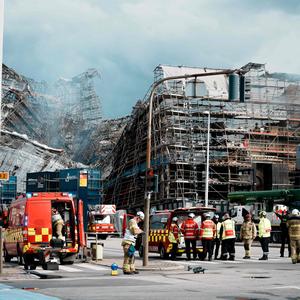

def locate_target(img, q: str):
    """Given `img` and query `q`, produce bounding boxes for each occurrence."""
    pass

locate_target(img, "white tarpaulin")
[158,65,229,99]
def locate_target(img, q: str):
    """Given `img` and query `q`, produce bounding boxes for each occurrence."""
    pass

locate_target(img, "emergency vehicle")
[3,192,85,270]
[87,204,118,239]
[139,207,216,259]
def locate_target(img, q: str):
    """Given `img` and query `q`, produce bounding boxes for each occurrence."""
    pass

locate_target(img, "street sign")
[0,172,9,181]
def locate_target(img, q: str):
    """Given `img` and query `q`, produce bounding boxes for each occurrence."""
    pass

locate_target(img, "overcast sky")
[3,0,300,118]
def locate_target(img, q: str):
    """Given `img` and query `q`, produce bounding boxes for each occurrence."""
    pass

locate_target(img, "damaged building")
[1,64,127,193]
[103,63,300,211]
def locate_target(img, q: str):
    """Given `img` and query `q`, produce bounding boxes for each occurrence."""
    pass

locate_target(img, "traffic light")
[146,168,158,193]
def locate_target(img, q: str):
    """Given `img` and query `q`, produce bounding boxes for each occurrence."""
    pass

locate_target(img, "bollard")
[111,263,118,276]
[0,226,3,275]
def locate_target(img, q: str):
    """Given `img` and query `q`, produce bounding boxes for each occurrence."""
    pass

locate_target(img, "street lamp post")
[204,110,210,207]
[143,69,238,266]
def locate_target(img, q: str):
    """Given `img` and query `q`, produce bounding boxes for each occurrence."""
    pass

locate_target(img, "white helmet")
[259,211,267,218]
[136,211,145,220]
[292,209,299,216]
[188,213,195,218]
[203,213,211,219]
[214,214,219,219]
[172,216,178,222]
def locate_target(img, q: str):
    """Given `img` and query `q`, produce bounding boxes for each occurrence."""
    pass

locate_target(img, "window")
[150,214,170,230]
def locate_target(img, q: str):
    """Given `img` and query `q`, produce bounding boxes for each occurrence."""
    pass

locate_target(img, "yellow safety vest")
[258,218,271,238]
[222,219,236,240]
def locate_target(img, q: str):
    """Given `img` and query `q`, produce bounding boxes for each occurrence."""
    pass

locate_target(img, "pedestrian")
[51,207,65,240]
[275,209,291,257]
[258,211,271,260]
[200,213,216,261]
[240,214,257,259]
[169,216,180,260]
[220,213,236,261]
[286,209,300,264]
[121,211,144,275]
[212,214,221,259]
[180,212,199,260]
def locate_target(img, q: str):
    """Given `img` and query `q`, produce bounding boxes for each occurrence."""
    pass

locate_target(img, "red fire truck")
[3,192,85,270]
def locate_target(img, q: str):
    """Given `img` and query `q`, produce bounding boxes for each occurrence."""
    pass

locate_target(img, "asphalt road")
[1,238,300,300]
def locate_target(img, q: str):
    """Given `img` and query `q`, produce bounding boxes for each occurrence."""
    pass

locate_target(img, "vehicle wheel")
[159,246,169,259]
[3,247,12,262]
[24,264,29,270]
[138,245,144,258]
[42,263,47,270]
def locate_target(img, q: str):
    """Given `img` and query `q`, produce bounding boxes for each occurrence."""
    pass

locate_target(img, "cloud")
[3,0,300,118]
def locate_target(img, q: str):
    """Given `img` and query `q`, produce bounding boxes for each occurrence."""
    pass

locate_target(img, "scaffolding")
[104,63,300,211]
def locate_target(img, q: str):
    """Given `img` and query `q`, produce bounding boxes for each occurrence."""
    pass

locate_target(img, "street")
[1,238,300,300]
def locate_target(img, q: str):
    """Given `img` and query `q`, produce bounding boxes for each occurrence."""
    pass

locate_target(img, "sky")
[3,0,300,118]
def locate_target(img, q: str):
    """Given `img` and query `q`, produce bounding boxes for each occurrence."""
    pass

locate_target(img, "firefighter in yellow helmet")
[287,209,300,264]
[258,211,271,260]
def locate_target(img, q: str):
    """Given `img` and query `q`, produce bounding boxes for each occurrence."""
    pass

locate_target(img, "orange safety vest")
[222,219,236,240]
[200,219,216,240]
[180,219,199,240]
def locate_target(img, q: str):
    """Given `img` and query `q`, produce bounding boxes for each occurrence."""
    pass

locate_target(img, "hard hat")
[203,213,211,219]
[136,211,145,220]
[292,209,299,216]
[188,213,195,218]
[214,214,219,219]
[259,211,267,217]
[172,216,178,222]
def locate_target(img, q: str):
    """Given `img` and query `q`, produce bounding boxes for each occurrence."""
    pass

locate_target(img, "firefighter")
[240,214,257,259]
[220,213,236,261]
[287,209,300,264]
[200,213,216,261]
[258,211,271,260]
[180,213,199,260]
[121,211,144,274]
[275,210,291,257]
[51,207,65,240]
[212,214,221,260]
[169,216,179,260]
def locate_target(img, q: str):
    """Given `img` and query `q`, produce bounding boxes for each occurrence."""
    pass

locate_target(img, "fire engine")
[87,204,118,239]
[3,192,85,270]
[139,207,216,259]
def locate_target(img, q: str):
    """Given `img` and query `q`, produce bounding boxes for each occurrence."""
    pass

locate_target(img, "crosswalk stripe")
[59,265,82,272]
[76,264,108,271]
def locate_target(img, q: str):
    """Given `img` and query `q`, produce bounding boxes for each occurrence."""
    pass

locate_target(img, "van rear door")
[27,200,52,244]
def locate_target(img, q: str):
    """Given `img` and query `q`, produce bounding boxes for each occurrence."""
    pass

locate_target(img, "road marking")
[273,286,300,290]
[76,263,108,271]
[59,265,82,272]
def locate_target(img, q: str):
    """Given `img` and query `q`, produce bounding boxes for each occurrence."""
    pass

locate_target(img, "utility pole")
[143,69,237,266]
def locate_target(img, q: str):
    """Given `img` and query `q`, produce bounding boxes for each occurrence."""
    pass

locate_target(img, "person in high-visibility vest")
[258,211,271,260]
[180,213,199,260]
[220,213,236,261]
[122,211,144,274]
[240,214,257,259]
[169,216,180,260]
[212,214,221,260]
[200,213,216,261]
[287,209,300,264]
